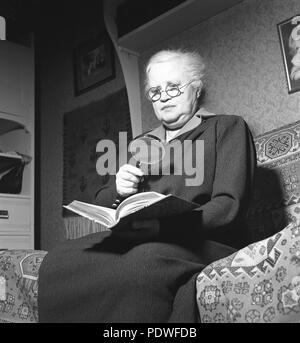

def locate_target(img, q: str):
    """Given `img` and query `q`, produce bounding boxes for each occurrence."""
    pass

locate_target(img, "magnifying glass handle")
[136,161,149,193]
[139,175,146,193]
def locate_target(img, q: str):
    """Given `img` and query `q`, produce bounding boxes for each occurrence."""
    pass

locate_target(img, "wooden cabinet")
[115,0,244,54]
[0,40,34,249]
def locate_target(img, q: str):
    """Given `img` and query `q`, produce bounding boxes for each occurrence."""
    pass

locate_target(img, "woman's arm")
[199,116,256,231]
[160,116,257,248]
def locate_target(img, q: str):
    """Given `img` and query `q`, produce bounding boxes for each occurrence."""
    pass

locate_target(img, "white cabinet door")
[0,41,35,250]
[0,235,31,249]
[0,41,34,122]
[0,196,30,232]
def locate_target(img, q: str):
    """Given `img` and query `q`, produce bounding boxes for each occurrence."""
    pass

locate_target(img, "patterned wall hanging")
[63,88,132,210]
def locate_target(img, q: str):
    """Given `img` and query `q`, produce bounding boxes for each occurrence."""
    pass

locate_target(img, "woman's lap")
[38,231,235,323]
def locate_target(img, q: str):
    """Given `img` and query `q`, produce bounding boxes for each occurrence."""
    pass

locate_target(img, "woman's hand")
[116,164,144,198]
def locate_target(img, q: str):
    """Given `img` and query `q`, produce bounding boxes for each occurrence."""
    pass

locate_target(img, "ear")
[196,81,203,98]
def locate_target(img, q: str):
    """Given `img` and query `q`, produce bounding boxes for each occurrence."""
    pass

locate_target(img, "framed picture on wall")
[277,15,300,94]
[73,33,116,96]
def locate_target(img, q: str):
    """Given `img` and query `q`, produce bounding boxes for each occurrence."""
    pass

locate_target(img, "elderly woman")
[38,49,256,323]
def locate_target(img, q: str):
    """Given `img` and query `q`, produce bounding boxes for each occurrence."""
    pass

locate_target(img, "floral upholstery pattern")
[0,250,47,323]
[196,222,300,323]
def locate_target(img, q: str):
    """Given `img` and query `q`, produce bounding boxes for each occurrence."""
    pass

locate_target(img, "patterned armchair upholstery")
[247,120,300,243]
[1,120,300,323]
[196,222,300,323]
[0,250,47,323]
[196,119,300,323]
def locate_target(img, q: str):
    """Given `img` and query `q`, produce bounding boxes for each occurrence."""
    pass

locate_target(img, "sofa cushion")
[0,250,47,323]
[247,120,300,243]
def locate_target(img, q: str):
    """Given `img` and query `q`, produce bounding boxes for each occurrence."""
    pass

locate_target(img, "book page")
[115,191,166,221]
[64,201,117,227]
[64,193,199,231]
[111,194,199,232]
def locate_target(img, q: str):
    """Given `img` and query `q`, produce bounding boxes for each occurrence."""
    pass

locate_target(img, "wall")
[139,0,300,136]
[38,6,125,250]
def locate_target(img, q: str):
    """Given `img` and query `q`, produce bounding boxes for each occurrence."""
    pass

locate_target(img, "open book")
[63,191,198,230]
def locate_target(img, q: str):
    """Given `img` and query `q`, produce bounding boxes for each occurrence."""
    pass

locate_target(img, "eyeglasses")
[146,80,196,103]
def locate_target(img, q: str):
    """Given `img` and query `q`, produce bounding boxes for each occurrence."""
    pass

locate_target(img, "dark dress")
[38,113,256,323]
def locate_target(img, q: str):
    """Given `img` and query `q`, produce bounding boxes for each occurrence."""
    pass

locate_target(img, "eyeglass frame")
[146,80,197,103]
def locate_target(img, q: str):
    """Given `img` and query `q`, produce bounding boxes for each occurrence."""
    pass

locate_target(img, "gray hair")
[144,49,206,91]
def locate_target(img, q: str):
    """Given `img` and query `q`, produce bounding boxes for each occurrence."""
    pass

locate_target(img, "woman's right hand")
[116,164,144,198]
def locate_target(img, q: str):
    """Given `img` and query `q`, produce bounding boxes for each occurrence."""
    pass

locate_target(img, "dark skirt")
[37,230,236,323]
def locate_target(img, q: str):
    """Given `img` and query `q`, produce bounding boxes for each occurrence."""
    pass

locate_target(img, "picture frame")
[73,33,115,96]
[277,15,300,94]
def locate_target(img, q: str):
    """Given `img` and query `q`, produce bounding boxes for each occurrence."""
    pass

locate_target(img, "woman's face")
[147,59,199,130]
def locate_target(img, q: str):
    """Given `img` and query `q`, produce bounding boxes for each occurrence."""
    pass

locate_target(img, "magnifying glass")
[112,135,166,209]
[128,135,166,192]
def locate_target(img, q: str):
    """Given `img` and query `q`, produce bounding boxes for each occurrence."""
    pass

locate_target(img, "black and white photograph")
[73,33,115,96]
[278,14,300,93]
[0,0,300,328]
